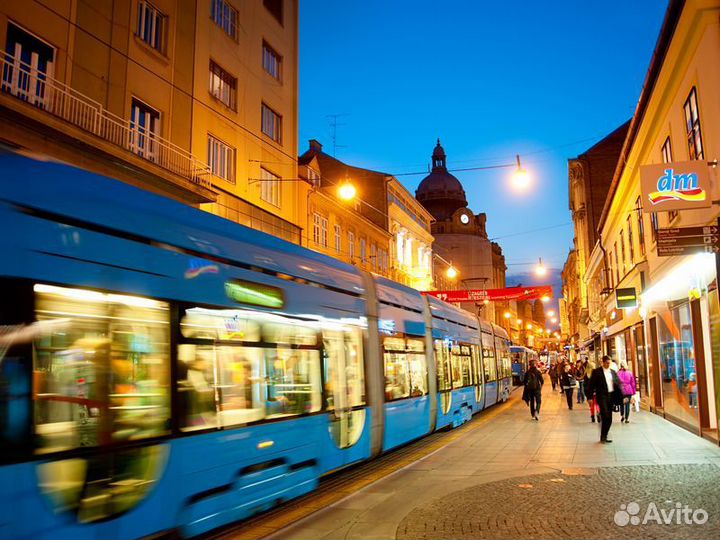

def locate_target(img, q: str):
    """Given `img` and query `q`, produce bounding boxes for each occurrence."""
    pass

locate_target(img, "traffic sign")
[656,226,720,257]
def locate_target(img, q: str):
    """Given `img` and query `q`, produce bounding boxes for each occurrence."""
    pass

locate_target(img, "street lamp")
[535,258,547,277]
[338,180,357,201]
[551,316,558,324]
[446,265,458,279]
[503,311,512,319]
[511,155,530,191]
[516,319,523,325]
[546,310,556,317]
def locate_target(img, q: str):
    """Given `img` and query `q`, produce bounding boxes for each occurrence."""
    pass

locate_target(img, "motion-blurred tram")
[509,345,539,385]
[0,153,513,539]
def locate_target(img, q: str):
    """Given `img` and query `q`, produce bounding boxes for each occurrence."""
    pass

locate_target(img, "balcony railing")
[1,51,213,189]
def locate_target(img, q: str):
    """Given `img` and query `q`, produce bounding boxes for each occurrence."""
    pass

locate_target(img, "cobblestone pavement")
[396,464,720,539]
[270,381,720,540]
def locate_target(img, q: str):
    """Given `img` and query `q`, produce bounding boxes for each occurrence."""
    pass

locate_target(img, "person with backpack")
[549,363,559,391]
[522,359,544,421]
[560,363,577,410]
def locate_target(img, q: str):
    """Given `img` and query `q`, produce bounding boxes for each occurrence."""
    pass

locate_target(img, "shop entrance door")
[648,317,663,411]
[690,299,710,432]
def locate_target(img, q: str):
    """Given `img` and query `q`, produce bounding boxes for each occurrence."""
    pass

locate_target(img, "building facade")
[416,141,507,321]
[1,0,304,243]
[584,0,720,441]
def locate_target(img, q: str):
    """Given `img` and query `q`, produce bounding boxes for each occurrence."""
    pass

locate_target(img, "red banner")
[423,286,553,303]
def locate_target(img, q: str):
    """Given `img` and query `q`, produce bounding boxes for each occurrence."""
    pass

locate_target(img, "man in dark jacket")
[522,359,544,421]
[586,355,622,443]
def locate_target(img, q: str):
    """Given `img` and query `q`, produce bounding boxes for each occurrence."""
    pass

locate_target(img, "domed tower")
[415,140,468,221]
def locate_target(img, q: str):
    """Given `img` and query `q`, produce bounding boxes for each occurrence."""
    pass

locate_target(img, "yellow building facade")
[587,0,720,439]
[0,0,304,242]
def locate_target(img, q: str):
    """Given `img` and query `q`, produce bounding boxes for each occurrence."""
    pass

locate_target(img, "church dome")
[416,139,467,221]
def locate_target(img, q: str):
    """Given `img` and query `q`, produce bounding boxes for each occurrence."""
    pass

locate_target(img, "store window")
[656,301,698,427]
[33,284,170,453]
[179,307,322,430]
[383,336,427,400]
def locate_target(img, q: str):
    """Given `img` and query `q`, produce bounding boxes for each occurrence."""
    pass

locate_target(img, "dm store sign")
[640,161,711,213]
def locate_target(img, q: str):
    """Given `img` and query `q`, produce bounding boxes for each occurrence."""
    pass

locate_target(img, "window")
[661,136,678,222]
[261,103,282,143]
[33,284,170,452]
[370,244,377,270]
[684,87,704,160]
[495,337,511,379]
[313,213,328,247]
[207,135,235,183]
[260,167,281,207]
[306,167,320,188]
[383,337,427,400]
[348,232,355,259]
[209,61,236,110]
[334,224,341,253]
[619,230,626,275]
[179,307,322,430]
[650,212,659,243]
[130,99,160,161]
[360,238,367,263]
[481,332,496,381]
[626,215,634,265]
[451,344,474,388]
[262,42,282,80]
[636,197,646,256]
[613,242,619,285]
[211,0,238,40]
[136,1,165,52]
[2,23,55,108]
[263,0,283,25]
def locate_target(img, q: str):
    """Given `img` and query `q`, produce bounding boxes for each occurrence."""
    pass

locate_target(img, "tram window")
[406,339,427,397]
[472,345,483,385]
[434,339,452,392]
[495,337,510,378]
[33,284,170,453]
[450,344,473,388]
[179,308,322,431]
[322,328,365,410]
[384,338,408,400]
[482,333,496,381]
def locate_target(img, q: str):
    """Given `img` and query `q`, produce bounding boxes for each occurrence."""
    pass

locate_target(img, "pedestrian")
[575,360,586,404]
[522,359,544,421]
[560,363,576,410]
[617,364,637,423]
[587,355,622,443]
[549,363,558,391]
[556,359,565,393]
[584,361,599,422]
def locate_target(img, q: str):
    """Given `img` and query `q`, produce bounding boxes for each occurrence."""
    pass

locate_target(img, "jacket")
[587,366,623,405]
[617,369,637,397]
[560,370,576,389]
[522,367,543,402]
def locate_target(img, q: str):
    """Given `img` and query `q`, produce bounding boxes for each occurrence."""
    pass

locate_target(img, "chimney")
[309,139,323,153]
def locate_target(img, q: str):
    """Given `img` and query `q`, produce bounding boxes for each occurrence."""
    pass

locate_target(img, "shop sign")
[657,226,720,257]
[424,285,552,303]
[605,308,623,327]
[615,287,637,309]
[640,161,711,213]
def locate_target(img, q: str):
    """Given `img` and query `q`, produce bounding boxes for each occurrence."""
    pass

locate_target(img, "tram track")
[204,389,521,540]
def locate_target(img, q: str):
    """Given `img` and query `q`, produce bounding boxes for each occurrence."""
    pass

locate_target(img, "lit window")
[684,87,704,160]
[313,213,328,247]
[211,0,238,40]
[262,42,282,80]
[334,224,341,253]
[348,231,355,259]
[207,135,235,183]
[261,103,282,143]
[129,98,160,161]
[136,1,165,52]
[360,238,367,263]
[209,61,237,110]
[383,337,427,400]
[260,167,281,207]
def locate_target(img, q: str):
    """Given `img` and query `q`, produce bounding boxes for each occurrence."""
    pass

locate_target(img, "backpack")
[526,372,539,391]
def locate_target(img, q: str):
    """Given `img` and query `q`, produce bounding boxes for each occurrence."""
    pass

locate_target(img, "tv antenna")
[326,113,349,157]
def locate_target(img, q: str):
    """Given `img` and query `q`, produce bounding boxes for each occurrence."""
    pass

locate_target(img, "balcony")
[0,52,216,202]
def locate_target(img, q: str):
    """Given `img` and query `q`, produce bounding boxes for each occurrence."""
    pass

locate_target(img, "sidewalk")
[270,379,720,540]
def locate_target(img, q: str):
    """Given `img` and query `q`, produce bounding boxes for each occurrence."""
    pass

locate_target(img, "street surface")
[259,380,720,540]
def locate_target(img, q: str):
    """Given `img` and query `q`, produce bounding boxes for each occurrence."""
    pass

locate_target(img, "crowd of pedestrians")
[523,352,640,444]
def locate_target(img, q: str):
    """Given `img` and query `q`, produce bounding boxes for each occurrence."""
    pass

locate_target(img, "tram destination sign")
[656,226,720,257]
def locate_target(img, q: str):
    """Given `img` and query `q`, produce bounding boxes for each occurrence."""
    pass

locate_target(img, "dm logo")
[648,168,706,206]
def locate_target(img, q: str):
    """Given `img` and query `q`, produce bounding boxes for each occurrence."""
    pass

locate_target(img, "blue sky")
[298,0,668,286]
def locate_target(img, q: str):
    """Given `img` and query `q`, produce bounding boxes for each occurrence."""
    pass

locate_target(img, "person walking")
[556,360,565,393]
[587,355,622,443]
[575,360,586,404]
[585,361,599,422]
[522,359,544,421]
[617,364,637,423]
[549,363,558,391]
[560,363,576,410]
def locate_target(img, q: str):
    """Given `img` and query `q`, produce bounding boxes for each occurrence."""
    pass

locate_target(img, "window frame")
[209,60,237,111]
[210,0,238,40]
[261,102,282,144]
[635,197,646,256]
[207,134,236,183]
[263,0,283,25]
[312,212,328,248]
[262,41,282,82]
[259,167,281,207]
[136,0,166,54]
[383,334,428,402]
[683,87,704,161]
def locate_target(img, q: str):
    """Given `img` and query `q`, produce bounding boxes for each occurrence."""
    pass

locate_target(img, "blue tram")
[509,345,538,385]
[0,153,514,539]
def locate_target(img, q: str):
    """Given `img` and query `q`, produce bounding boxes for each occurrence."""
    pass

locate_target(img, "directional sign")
[657,226,720,257]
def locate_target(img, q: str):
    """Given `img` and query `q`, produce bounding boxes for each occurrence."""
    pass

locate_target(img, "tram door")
[473,344,484,407]
[323,329,365,451]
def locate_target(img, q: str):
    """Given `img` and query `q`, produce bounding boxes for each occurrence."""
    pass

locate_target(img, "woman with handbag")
[560,363,576,410]
[617,364,637,423]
